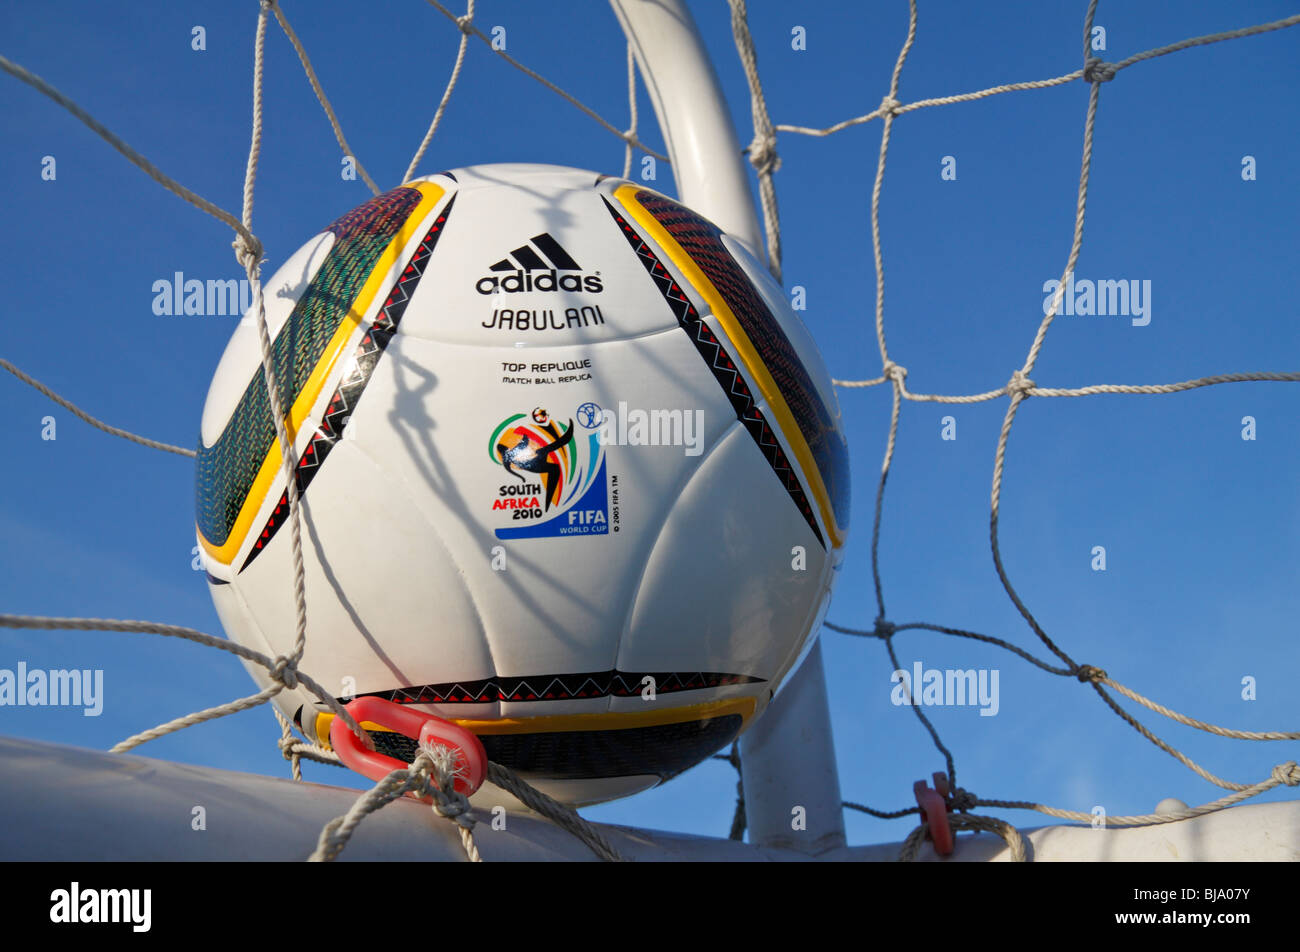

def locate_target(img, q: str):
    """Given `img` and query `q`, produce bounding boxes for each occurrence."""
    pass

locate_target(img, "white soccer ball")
[196,163,850,804]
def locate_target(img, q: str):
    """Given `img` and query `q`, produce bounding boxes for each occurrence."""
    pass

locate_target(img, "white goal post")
[611,0,847,856]
[4,734,1296,860]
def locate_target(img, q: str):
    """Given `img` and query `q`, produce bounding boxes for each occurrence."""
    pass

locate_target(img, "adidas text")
[476,271,604,295]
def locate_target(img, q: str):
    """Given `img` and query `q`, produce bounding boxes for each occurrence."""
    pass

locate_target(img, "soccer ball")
[196,163,850,805]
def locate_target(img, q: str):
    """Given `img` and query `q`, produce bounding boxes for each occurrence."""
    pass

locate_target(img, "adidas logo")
[475,233,604,295]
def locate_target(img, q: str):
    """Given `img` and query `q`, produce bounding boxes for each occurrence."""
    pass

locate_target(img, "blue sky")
[1,0,1296,848]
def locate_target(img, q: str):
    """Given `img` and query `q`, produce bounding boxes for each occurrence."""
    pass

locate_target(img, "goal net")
[1,0,1297,861]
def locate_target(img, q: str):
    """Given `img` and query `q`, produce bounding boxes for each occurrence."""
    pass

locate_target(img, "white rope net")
[1,0,1297,862]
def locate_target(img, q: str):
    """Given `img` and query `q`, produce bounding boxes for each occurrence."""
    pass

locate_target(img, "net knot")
[232,235,264,273]
[276,730,298,760]
[1006,370,1035,396]
[882,361,907,385]
[747,132,781,177]
[1074,664,1106,683]
[431,788,473,824]
[948,786,978,812]
[878,96,902,118]
[873,617,896,638]
[1272,762,1300,787]
[415,743,477,825]
[455,13,474,33]
[1083,58,1117,83]
[270,655,299,690]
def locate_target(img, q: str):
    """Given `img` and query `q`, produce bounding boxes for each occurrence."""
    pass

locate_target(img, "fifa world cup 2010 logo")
[488,405,611,540]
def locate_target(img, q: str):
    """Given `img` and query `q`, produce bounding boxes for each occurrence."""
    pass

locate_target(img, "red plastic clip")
[330,696,487,799]
[913,771,954,856]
